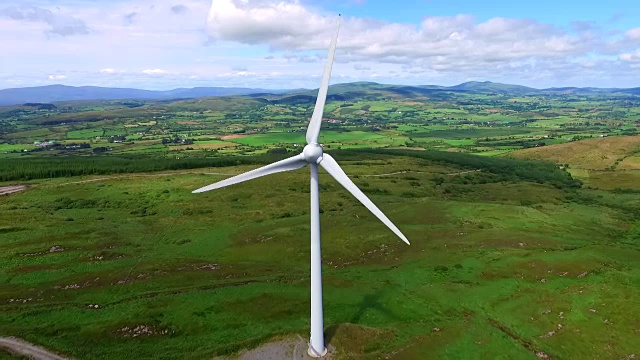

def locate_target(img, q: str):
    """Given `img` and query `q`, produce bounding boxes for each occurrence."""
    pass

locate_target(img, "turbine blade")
[193,154,307,193]
[319,153,410,245]
[306,15,341,145]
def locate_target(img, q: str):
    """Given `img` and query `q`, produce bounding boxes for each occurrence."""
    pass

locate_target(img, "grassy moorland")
[1,150,639,359]
[509,136,640,191]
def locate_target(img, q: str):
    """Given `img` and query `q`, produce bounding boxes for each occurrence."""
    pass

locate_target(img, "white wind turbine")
[193,15,410,358]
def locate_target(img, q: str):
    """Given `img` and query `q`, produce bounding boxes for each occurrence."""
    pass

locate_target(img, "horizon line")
[1,80,638,92]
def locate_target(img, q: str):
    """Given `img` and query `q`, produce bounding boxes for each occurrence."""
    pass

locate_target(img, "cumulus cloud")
[0,5,90,36]
[206,0,591,73]
[2,0,640,90]
[207,0,330,48]
[48,74,67,80]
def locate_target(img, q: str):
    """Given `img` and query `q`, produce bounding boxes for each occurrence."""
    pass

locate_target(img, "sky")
[1,0,639,90]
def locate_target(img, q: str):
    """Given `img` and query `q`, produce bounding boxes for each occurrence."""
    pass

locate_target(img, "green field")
[0,144,36,152]
[67,129,104,139]
[2,85,638,159]
[230,132,305,146]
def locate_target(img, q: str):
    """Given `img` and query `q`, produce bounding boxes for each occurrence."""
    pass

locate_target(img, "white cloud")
[48,74,67,80]
[208,0,329,48]
[0,5,90,36]
[0,0,639,90]
[142,68,169,75]
[626,28,640,41]
[217,70,256,77]
[206,0,590,73]
[620,50,640,67]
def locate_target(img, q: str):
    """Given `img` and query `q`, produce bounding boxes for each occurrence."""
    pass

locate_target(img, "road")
[0,337,68,360]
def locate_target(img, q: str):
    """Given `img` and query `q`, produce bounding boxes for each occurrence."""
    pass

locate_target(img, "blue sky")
[0,0,639,90]
[339,0,636,28]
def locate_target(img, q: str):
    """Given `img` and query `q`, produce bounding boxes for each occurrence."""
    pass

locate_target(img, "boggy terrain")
[1,149,639,359]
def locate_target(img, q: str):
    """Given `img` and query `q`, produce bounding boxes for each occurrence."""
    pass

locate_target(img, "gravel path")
[0,337,68,360]
[214,336,335,360]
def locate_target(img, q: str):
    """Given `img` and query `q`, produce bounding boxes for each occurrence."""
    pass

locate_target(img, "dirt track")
[0,185,28,195]
[57,172,235,186]
[0,337,68,360]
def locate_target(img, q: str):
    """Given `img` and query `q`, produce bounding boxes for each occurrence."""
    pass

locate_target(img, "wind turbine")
[193,15,410,358]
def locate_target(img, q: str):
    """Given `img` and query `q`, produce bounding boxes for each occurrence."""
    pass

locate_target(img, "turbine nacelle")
[303,144,324,164]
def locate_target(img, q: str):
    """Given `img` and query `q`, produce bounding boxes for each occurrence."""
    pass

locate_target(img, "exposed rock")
[536,351,550,359]
[49,246,64,253]
[540,330,556,338]
[116,325,172,337]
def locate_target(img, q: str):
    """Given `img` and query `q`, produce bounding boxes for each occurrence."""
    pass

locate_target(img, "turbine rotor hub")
[303,144,323,163]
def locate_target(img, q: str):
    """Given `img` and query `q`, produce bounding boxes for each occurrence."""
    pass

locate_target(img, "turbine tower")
[193,15,410,358]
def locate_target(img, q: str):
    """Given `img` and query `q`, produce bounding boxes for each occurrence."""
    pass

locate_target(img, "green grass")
[67,129,104,140]
[320,131,387,143]
[2,87,640,358]
[230,132,305,146]
[411,128,534,139]
[475,149,514,156]
[1,153,638,359]
[0,144,36,152]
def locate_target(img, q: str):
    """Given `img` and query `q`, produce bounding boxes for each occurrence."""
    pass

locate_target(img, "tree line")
[0,154,287,182]
[343,148,583,189]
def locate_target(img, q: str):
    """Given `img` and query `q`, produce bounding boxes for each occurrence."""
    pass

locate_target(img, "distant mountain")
[448,81,538,94]
[614,87,640,95]
[0,85,286,106]
[1,81,639,106]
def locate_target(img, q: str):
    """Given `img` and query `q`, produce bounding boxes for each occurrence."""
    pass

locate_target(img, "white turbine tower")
[193,15,410,358]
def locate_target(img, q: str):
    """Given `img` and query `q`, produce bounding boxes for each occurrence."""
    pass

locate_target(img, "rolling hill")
[2,81,640,107]
[508,136,640,170]
[448,81,538,94]
[0,85,285,106]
